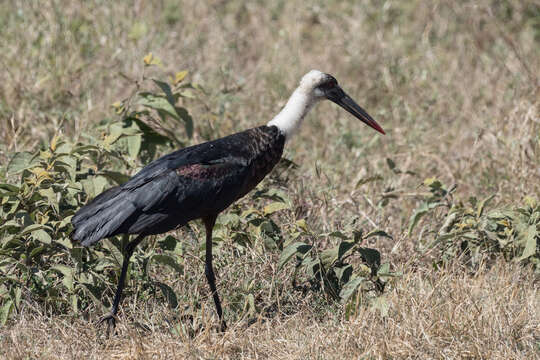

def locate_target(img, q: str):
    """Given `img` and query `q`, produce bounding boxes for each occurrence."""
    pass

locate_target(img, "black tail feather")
[72,186,136,246]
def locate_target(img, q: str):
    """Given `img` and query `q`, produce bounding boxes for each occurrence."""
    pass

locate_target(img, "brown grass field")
[0,0,539,358]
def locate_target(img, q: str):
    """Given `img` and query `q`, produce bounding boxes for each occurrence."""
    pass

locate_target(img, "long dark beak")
[327,87,385,135]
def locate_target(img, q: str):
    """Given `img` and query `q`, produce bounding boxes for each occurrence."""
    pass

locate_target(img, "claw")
[98,312,118,337]
[219,320,227,333]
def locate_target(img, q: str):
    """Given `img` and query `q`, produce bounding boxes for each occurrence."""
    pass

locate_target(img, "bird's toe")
[98,312,118,337]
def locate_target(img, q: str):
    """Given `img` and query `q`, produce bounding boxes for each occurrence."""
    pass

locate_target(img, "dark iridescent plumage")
[72,125,285,245]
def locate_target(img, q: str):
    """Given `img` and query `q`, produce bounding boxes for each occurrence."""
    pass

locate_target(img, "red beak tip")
[371,123,385,135]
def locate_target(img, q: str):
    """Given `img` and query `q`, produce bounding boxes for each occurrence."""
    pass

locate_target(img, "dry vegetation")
[1,0,539,359]
[3,263,538,359]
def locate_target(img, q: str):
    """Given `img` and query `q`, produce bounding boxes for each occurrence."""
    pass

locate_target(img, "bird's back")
[71,125,285,246]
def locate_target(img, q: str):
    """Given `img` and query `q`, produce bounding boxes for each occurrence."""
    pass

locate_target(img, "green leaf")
[377,262,401,281]
[51,264,72,277]
[371,296,389,317]
[0,183,19,194]
[303,257,320,278]
[486,209,514,220]
[476,194,495,218]
[377,262,390,275]
[59,216,73,230]
[0,299,14,326]
[357,247,381,269]
[138,93,180,121]
[151,254,183,273]
[320,241,355,267]
[93,176,108,197]
[20,224,48,235]
[320,247,338,267]
[71,295,78,313]
[175,107,193,138]
[156,282,178,308]
[130,22,148,41]
[71,144,100,154]
[334,264,353,283]
[54,156,77,181]
[158,236,178,251]
[127,134,142,158]
[38,187,57,206]
[179,89,196,99]
[31,229,52,244]
[93,257,117,272]
[364,229,393,240]
[102,239,124,266]
[103,123,124,147]
[12,287,21,309]
[339,276,366,301]
[423,177,442,189]
[517,225,538,261]
[29,245,46,259]
[278,242,312,270]
[51,265,74,291]
[7,152,35,174]
[408,202,440,235]
[259,220,281,250]
[152,79,176,106]
[243,293,256,316]
[1,237,23,248]
[0,220,20,232]
[217,213,241,227]
[327,231,349,240]
[130,117,172,145]
[81,178,95,198]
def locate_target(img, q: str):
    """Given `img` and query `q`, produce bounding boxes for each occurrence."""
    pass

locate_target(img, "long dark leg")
[202,215,226,332]
[100,234,145,336]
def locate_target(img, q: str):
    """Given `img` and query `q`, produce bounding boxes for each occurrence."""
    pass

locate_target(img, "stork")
[71,70,385,333]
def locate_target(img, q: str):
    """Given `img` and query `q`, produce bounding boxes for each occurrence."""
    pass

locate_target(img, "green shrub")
[410,178,539,271]
[278,223,397,313]
[0,60,197,324]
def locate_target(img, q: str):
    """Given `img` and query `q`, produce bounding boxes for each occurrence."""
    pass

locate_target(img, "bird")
[71,69,385,333]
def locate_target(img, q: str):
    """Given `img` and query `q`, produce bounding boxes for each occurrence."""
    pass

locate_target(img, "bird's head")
[298,70,385,135]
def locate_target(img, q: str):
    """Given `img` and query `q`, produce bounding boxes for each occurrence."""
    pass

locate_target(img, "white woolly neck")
[267,87,320,140]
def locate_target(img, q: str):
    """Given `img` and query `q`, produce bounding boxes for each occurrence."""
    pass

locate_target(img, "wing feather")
[72,125,285,243]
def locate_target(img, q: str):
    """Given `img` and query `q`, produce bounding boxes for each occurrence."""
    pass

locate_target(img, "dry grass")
[1,262,537,359]
[1,0,539,358]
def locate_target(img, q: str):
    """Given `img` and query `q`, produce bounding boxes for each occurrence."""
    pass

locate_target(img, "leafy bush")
[409,178,539,271]
[0,58,197,324]
[278,224,397,310]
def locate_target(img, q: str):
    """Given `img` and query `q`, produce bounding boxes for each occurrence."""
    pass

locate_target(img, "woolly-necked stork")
[71,70,385,333]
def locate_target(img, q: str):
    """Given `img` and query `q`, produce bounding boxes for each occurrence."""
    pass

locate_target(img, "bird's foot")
[219,319,227,333]
[98,312,118,337]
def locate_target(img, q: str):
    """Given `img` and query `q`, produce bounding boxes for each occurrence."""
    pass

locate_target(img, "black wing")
[72,125,285,246]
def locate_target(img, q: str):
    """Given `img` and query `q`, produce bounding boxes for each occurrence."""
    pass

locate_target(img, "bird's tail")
[71,186,136,247]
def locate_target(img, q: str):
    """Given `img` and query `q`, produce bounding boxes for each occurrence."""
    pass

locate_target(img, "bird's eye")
[318,79,337,92]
